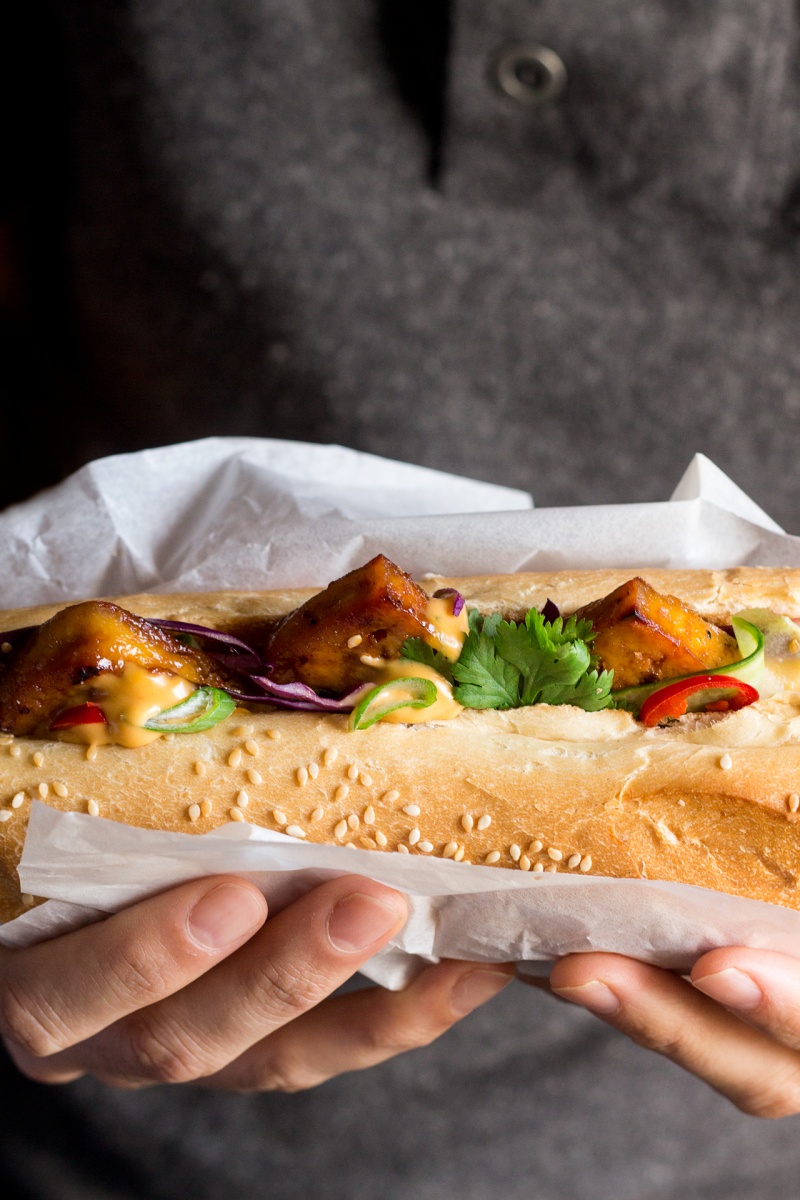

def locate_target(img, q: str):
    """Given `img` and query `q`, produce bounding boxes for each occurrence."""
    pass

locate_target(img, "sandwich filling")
[0,556,798,746]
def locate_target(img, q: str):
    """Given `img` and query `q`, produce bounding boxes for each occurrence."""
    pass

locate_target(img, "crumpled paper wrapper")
[1,438,800,989]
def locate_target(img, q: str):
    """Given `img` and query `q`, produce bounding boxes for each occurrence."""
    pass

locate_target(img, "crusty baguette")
[2,567,800,923]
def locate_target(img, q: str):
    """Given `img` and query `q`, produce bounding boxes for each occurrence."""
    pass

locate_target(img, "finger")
[690,948,800,1052]
[550,953,800,1118]
[515,975,554,995]
[55,876,408,1086]
[0,875,267,1070]
[203,960,515,1092]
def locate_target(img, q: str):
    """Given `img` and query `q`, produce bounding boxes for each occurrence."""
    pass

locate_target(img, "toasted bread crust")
[2,567,800,922]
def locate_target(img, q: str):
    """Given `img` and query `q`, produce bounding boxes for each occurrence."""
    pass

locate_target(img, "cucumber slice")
[142,686,236,733]
[734,609,800,664]
[350,677,438,731]
[613,617,764,716]
[730,608,800,695]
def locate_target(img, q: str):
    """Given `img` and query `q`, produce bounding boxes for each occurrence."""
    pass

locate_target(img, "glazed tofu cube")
[574,577,739,690]
[265,555,436,693]
[0,601,218,735]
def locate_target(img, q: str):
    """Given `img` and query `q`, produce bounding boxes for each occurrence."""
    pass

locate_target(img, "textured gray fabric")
[56,0,800,525]
[4,1,800,1197]
[6,980,800,1200]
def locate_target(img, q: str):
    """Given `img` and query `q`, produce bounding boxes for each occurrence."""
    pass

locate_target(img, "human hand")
[532,948,800,1118]
[1,875,513,1090]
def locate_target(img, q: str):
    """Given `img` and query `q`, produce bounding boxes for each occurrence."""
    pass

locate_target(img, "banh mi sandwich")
[2,556,800,921]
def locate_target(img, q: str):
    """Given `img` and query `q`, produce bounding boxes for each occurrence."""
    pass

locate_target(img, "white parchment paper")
[2,439,800,989]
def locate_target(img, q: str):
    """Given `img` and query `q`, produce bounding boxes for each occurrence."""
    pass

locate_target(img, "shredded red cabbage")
[152,619,262,666]
[225,677,371,713]
[433,587,465,617]
[541,599,561,623]
[153,619,367,712]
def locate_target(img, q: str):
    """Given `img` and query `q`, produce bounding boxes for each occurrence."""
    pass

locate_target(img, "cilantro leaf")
[451,631,520,708]
[495,615,592,706]
[399,605,614,713]
[481,612,502,639]
[468,608,484,635]
[531,610,596,647]
[400,638,454,684]
[564,669,615,711]
[451,605,615,711]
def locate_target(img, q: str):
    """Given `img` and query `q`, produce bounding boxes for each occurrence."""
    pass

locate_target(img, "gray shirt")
[3,2,800,1196]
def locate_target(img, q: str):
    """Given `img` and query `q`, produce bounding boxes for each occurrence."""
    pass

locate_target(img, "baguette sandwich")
[2,557,800,922]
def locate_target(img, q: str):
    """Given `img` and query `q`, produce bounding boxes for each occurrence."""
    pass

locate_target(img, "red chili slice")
[639,675,759,728]
[51,702,108,730]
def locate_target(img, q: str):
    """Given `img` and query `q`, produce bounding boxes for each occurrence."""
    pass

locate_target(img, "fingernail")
[187,883,265,950]
[451,969,512,1016]
[692,968,763,1011]
[551,981,621,1015]
[327,892,406,953]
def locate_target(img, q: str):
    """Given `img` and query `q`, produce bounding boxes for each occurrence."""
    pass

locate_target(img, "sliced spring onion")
[732,608,800,663]
[613,617,764,717]
[142,686,236,733]
[350,677,438,731]
[226,677,372,713]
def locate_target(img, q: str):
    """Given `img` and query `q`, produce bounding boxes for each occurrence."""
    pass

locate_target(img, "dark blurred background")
[2,5,76,508]
[3,1,800,525]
